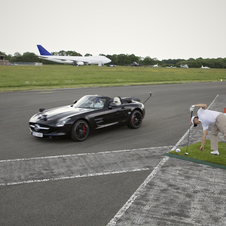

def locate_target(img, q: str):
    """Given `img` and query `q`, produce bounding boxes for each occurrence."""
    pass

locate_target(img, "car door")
[101,102,130,127]
[89,106,123,129]
[91,108,109,128]
[88,99,129,129]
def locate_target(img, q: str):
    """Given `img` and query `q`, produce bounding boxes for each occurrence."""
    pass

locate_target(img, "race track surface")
[1,82,226,226]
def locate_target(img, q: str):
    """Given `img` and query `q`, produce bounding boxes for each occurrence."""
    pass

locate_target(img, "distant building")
[0,55,10,65]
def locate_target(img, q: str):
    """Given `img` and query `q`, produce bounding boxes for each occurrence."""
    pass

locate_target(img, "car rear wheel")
[128,110,142,129]
[71,120,89,141]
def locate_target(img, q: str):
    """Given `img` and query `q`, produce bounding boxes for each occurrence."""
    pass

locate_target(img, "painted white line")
[0,146,172,186]
[208,94,219,109]
[107,156,169,226]
[0,168,149,186]
[0,146,170,163]
[171,129,190,151]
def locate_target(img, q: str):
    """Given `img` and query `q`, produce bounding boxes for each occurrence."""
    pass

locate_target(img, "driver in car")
[90,98,104,108]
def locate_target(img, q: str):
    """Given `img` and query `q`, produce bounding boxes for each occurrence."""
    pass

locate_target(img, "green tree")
[106,54,117,65]
[143,56,152,65]
[11,52,22,62]
[116,54,131,65]
[22,52,39,62]
[58,50,67,56]
[66,51,82,56]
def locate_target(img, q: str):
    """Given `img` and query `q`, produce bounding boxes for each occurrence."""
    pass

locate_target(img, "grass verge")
[1,65,226,91]
[166,140,226,168]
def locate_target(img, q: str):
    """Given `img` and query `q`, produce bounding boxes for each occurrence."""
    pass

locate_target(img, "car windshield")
[74,96,106,109]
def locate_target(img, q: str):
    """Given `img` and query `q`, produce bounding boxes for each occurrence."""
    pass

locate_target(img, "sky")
[1,0,226,60]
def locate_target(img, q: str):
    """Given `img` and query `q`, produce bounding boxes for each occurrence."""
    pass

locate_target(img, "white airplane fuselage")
[180,64,189,69]
[201,65,210,69]
[39,55,111,66]
[37,45,111,66]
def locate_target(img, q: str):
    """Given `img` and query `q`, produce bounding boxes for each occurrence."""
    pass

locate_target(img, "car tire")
[128,110,142,129]
[71,120,89,142]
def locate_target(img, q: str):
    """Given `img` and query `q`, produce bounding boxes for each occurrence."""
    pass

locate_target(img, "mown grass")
[170,140,226,166]
[1,65,226,91]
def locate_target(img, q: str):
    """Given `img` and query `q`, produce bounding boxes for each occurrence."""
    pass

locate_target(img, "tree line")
[1,50,226,68]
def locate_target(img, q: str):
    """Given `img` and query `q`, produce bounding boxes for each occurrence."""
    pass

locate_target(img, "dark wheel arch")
[128,109,143,129]
[71,119,90,142]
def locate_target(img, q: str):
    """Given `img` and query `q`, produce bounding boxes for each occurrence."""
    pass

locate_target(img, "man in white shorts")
[190,104,226,155]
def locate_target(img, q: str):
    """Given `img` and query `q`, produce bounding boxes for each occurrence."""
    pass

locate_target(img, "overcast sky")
[2,0,226,60]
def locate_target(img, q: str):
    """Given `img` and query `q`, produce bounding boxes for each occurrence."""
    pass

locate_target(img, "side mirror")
[39,108,45,112]
[108,102,117,109]
[71,100,77,107]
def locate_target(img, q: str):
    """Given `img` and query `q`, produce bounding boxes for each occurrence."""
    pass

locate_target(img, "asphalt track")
[0,82,226,226]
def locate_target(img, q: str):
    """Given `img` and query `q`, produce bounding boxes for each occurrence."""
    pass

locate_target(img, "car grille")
[29,123,50,133]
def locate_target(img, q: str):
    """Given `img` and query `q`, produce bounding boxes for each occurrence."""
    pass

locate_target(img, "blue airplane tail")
[37,45,52,56]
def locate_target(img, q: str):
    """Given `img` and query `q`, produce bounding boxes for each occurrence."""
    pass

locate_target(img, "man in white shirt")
[190,104,226,155]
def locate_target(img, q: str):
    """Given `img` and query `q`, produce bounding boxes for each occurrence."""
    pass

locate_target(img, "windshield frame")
[74,95,108,109]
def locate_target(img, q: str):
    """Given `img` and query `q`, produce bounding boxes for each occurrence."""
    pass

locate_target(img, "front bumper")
[29,123,71,138]
[30,129,67,138]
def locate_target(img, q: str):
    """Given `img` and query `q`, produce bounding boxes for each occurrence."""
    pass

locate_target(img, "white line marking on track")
[107,156,169,226]
[0,146,170,163]
[0,146,172,186]
[1,168,150,186]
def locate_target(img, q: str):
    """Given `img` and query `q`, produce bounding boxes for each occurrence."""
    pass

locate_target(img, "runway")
[0,82,226,225]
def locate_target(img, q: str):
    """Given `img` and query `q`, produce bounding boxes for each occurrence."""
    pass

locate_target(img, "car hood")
[30,105,95,123]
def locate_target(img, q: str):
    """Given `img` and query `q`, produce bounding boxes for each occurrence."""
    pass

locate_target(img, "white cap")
[191,115,198,127]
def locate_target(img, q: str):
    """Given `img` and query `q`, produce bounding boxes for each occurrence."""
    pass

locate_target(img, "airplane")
[131,61,140,67]
[152,63,158,68]
[201,65,210,69]
[180,64,189,68]
[166,66,177,68]
[37,45,111,66]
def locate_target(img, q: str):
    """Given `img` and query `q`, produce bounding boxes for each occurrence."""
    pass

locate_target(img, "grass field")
[169,140,226,167]
[0,65,226,91]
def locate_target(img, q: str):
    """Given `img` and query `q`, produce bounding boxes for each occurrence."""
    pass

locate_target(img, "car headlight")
[55,118,71,127]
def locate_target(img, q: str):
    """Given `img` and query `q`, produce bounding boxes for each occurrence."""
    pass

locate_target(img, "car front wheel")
[128,110,142,129]
[71,120,89,141]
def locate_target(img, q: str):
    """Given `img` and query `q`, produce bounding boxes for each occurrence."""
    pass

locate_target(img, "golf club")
[185,110,193,155]
[143,92,152,105]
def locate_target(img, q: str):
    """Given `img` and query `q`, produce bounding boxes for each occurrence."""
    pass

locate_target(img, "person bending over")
[190,104,226,155]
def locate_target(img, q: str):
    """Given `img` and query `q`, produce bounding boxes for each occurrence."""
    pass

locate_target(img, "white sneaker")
[211,150,219,155]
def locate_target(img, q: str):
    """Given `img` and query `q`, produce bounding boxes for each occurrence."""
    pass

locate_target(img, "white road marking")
[107,156,169,226]
[2,168,150,186]
[0,146,172,186]
[0,146,170,163]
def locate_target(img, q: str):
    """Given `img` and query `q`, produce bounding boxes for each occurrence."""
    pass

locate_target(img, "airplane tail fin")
[37,45,52,56]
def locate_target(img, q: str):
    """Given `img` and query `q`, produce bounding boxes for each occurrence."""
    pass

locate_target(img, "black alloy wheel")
[71,120,89,141]
[128,110,142,129]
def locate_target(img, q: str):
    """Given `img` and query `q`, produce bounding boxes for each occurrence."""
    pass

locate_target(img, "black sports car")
[29,94,150,142]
